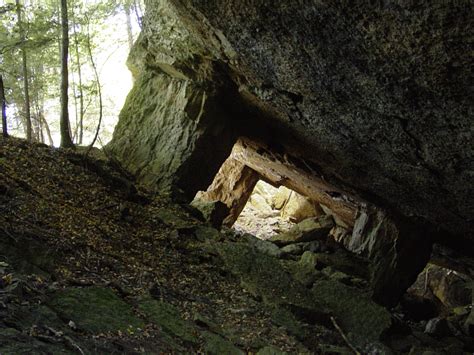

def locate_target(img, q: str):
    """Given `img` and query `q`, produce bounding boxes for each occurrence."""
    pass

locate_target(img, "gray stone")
[280,241,321,257]
[279,243,305,256]
[241,234,283,258]
[424,318,451,337]
[269,215,334,246]
[346,206,432,307]
[109,1,472,245]
[190,198,230,228]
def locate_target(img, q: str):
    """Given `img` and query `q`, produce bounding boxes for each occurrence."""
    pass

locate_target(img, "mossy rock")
[269,216,334,246]
[216,242,321,309]
[3,304,65,332]
[0,235,56,276]
[0,327,70,354]
[49,287,144,333]
[193,225,222,242]
[138,299,199,344]
[257,345,288,355]
[202,331,244,355]
[282,256,322,288]
[270,307,309,339]
[311,280,391,346]
[156,208,196,230]
[312,250,369,280]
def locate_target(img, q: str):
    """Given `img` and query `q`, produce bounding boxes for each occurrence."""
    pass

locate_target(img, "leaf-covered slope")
[0,137,334,353]
[1,137,471,354]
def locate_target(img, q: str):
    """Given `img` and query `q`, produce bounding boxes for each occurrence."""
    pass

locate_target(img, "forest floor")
[0,137,338,354]
[0,137,472,354]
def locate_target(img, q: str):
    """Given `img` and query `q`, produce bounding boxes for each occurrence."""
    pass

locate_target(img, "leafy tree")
[0,0,144,146]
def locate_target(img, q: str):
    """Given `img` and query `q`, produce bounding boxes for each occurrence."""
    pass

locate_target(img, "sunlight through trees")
[0,0,143,146]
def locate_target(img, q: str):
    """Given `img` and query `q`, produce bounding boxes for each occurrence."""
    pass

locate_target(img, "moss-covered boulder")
[217,241,391,348]
[49,287,144,333]
[0,328,70,354]
[138,299,200,344]
[216,242,324,311]
[257,345,289,355]
[283,251,322,287]
[312,280,392,345]
[311,250,369,280]
[202,331,244,355]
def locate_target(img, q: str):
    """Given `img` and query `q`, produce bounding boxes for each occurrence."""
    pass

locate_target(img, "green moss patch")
[49,287,144,333]
[312,280,391,345]
[138,299,199,344]
[202,331,244,355]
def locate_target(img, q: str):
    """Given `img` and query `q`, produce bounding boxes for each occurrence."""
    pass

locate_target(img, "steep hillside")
[1,138,473,353]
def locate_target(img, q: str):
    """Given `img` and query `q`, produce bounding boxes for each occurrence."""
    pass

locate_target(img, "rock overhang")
[108,1,473,247]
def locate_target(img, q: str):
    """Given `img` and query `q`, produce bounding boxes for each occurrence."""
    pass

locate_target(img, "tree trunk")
[71,64,79,143]
[0,75,7,137]
[133,0,142,28]
[32,99,41,142]
[85,16,102,154]
[37,109,44,143]
[72,7,84,145]
[59,0,74,148]
[15,0,32,142]
[125,3,134,50]
[40,114,53,146]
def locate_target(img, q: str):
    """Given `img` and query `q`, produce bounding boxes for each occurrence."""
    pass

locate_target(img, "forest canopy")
[0,0,143,146]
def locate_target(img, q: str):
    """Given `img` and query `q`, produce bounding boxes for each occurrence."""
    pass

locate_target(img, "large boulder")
[269,215,334,246]
[109,1,472,252]
[272,186,292,210]
[190,198,230,228]
[191,156,260,227]
[280,192,323,223]
[347,206,432,307]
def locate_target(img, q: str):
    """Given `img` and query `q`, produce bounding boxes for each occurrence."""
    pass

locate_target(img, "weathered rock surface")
[192,157,259,227]
[269,215,334,246]
[190,198,230,228]
[215,241,392,348]
[280,191,323,223]
[347,206,433,307]
[109,0,473,250]
[49,287,144,333]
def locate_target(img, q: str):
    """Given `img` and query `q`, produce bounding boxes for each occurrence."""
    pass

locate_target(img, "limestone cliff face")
[109,1,473,241]
[108,1,237,194]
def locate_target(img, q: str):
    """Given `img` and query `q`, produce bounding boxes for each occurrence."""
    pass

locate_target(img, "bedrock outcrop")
[108,1,473,244]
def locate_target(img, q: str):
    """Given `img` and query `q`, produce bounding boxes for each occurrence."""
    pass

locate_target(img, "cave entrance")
[232,180,323,239]
[191,137,358,239]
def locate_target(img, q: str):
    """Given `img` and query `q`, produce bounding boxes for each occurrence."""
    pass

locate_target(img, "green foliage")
[0,0,144,145]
